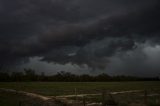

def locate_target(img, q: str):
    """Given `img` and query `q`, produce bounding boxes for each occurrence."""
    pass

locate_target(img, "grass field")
[0,81,160,106]
[0,91,23,106]
[0,81,160,96]
[0,91,45,106]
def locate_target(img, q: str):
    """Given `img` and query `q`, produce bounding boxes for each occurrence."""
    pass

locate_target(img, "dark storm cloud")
[41,37,136,69]
[0,0,160,72]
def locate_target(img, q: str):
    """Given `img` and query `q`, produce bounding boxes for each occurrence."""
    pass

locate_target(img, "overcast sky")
[0,0,160,76]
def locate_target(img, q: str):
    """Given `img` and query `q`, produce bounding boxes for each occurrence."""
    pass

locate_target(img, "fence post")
[75,88,77,101]
[144,90,148,105]
[102,89,106,106]
[109,93,117,106]
[83,96,86,106]
[19,101,22,106]
[74,88,78,105]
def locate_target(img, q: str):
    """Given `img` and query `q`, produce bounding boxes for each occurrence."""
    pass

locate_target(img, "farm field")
[0,81,160,106]
[0,81,160,96]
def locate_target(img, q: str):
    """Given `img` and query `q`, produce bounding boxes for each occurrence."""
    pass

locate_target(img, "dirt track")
[0,88,152,106]
[0,88,72,106]
[0,88,51,101]
[56,90,142,98]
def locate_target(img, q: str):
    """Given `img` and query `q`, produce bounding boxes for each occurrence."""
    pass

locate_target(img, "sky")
[0,0,160,76]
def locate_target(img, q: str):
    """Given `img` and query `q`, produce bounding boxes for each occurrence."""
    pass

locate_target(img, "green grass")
[68,92,160,106]
[0,81,160,106]
[0,91,22,106]
[0,81,160,96]
[0,91,45,106]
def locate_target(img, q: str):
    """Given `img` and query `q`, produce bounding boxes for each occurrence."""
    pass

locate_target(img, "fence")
[58,89,160,106]
[0,88,160,106]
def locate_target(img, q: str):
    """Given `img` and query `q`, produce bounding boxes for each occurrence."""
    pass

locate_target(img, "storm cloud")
[0,0,160,76]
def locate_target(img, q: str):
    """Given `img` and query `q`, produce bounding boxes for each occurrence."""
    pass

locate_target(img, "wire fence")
[1,88,160,106]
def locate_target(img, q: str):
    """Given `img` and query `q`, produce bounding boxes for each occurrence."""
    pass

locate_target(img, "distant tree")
[11,72,24,81]
[39,72,47,81]
[96,73,111,81]
[0,72,10,81]
[24,68,37,81]
[80,74,92,82]
[0,69,159,82]
[0,64,3,71]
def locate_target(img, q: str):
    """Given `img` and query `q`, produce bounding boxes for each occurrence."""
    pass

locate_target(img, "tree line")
[0,69,159,82]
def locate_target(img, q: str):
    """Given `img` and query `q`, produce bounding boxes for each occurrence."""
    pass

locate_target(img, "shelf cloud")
[0,0,160,76]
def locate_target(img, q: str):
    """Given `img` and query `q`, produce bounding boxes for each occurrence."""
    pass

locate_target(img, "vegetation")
[0,69,160,106]
[0,81,160,106]
[0,69,159,82]
[0,81,160,96]
[0,91,44,106]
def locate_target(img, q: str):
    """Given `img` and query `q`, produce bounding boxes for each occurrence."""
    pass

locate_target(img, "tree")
[0,72,10,81]
[24,68,37,81]
[11,72,24,81]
